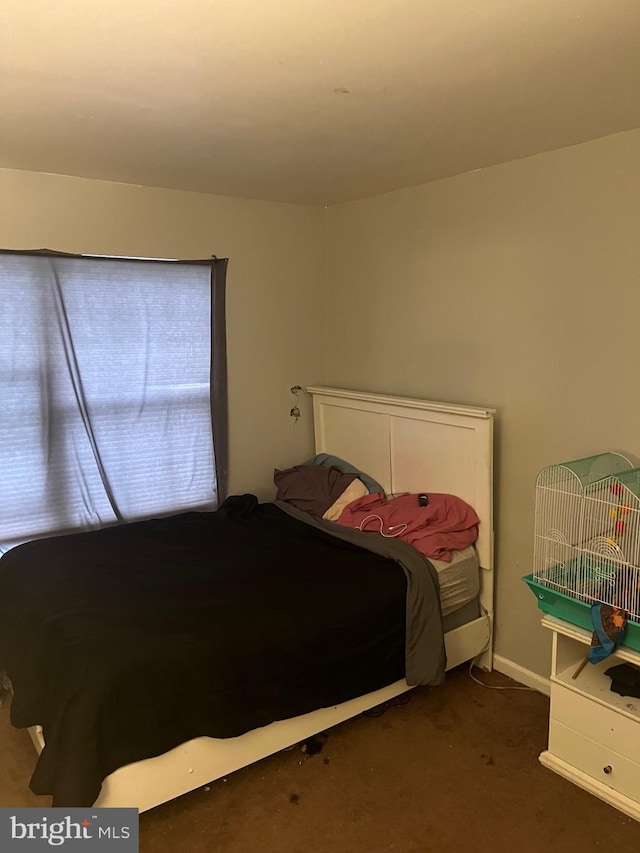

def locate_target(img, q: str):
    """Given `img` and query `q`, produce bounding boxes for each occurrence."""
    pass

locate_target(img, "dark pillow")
[274,465,358,518]
[302,453,385,496]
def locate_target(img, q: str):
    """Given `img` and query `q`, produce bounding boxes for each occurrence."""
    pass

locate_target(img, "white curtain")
[0,251,227,554]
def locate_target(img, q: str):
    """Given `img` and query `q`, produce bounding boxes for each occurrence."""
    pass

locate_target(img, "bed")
[0,386,495,811]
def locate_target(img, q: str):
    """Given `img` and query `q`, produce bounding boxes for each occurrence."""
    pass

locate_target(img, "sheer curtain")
[0,251,227,554]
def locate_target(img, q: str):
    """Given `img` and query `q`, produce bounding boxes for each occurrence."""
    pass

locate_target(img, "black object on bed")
[0,495,445,807]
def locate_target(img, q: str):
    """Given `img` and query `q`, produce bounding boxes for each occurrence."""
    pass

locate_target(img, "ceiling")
[2,0,639,205]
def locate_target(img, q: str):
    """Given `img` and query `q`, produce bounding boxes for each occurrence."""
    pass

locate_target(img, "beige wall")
[325,130,640,677]
[0,168,325,498]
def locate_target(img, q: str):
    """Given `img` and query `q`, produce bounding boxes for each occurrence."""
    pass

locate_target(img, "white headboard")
[306,385,495,579]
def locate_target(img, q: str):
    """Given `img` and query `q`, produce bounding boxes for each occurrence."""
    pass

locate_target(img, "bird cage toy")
[525,452,640,648]
[581,469,640,620]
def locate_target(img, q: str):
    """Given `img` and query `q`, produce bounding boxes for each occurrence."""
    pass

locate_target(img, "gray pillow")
[302,453,385,496]
[274,464,358,518]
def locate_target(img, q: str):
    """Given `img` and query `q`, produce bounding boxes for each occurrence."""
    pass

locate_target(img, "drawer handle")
[603,765,612,775]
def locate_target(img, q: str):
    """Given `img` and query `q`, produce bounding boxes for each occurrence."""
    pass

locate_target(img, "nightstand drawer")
[550,684,640,765]
[548,720,640,801]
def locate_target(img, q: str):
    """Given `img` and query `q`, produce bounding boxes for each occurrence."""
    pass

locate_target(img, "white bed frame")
[28,386,495,811]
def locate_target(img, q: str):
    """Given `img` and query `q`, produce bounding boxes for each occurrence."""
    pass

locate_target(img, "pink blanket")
[336,492,479,562]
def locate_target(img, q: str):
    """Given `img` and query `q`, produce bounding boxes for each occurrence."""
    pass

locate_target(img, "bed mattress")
[431,545,480,618]
[0,497,446,806]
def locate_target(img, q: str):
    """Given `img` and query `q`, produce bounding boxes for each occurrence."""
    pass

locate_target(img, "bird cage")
[533,452,633,609]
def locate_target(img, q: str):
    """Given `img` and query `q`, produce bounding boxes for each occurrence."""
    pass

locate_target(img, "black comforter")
[0,495,444,806]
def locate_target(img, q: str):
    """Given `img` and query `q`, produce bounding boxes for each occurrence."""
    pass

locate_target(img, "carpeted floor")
[1,665,638,851]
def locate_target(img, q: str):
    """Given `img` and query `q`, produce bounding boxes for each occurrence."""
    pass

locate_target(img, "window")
[0,251,227,554]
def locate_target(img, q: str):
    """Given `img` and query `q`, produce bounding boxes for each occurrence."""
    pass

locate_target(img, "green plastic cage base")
[523,574,640,653]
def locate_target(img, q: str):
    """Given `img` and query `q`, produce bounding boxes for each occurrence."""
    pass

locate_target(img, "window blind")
[0,252,227,553]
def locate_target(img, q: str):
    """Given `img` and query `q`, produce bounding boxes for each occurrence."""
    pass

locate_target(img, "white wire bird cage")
[533,452,640,622]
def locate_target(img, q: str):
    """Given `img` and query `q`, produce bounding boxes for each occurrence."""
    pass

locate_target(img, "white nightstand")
[540,614,640,821]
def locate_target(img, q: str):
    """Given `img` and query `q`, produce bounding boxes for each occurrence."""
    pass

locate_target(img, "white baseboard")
[493,654,550,696]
